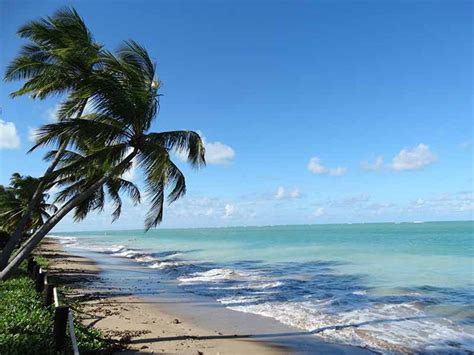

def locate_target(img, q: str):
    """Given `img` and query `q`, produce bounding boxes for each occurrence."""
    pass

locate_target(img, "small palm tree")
[0,42,205,280]
[1,8,103,268]
[0,173,57,234]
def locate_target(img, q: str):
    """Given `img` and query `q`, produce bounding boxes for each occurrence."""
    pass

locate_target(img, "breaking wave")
[54,234,474,354]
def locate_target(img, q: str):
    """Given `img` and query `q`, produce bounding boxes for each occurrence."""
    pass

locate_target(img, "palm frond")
[116,40,156,82]
[6,6,102,100]
[165,160,186,203]
[146,131,206,168]
[30,118,128,151]
[72,186,105,221]
[0,173,57,232]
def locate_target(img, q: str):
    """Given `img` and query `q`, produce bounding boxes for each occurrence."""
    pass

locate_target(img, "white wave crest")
[178,268,253,283]
[148,261,186,269]
[226,300,474,354]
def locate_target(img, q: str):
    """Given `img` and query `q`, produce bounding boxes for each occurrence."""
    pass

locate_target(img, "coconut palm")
[0,42,205,280]
[0,173,57,234]
[1,7,103,268]
[44,147,141,222]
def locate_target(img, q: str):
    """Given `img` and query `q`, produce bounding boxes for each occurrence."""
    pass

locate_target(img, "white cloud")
[407,191,473,213]
[308,157,347,176]
[175,133,235,165]
[366,202,395,215]
[361,156,384,171]
[415,198,425,206]
[275,186,285,199]
[168,196,217,217]
[329,166,348,176]
[167,196,256,224]
[312,190,473,220]
[308,157,326,174]
[223,203,236,218]
[313,207,325,217]
[0,120,20,149]
[326,194,370,207]
[391,144,437,171]
[275,186,301,200]
[289,189,301,199]
[204,208,215,216]
[205,140,235,165]
[362,144,437,172]
[311,194,397,218]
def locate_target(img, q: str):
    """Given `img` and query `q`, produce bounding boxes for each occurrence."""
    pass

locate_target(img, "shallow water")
[55,221,474,354]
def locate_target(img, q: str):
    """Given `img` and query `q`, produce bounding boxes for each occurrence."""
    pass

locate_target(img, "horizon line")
[51,219,474,234]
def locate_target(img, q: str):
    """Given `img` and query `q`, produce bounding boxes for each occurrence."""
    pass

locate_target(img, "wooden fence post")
[27,257,35,273]
[44,284,55,307]
[29,261,37,277]
[32,263,40,279]
[35,271,46,293]
[53,306,69,353]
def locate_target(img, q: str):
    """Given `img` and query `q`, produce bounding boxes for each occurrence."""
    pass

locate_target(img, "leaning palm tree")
[1,8,103,268]
[0,173,57,234]
[45,147,141,222]
[0,42,205,280]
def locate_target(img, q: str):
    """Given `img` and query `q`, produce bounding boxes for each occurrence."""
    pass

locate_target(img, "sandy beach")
[37,237,375,354]
[2,3,471,354]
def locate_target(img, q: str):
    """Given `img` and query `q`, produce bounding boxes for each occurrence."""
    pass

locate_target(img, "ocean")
[55,221,473,353]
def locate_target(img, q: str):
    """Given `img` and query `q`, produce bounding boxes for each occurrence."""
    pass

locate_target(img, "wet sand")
[37,237,375,354]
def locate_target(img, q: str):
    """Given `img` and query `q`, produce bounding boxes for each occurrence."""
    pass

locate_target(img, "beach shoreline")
[38,236,375,354]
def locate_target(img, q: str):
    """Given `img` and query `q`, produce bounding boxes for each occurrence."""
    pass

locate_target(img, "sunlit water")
[55,221,474,353]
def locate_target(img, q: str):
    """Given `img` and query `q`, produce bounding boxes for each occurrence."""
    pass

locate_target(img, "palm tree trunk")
[0,150,137,281]
[0,101,88,270]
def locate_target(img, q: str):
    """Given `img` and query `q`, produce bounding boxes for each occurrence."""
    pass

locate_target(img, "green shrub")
[0,269,54,354]
[33,255,49,269]
[73,321,110,354]
[0,262,114,354]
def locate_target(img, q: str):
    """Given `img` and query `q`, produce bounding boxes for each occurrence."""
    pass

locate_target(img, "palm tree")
[1,8,103,268]
[45,147,141,222]
[0,173,57,234]
[0,42,206,280]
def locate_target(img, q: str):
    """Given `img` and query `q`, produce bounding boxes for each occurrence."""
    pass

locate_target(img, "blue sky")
[0,0,472,231]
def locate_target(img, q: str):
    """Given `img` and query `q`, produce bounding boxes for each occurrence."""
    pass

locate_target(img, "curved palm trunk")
[0,101,88,270]
[0,150,136,281]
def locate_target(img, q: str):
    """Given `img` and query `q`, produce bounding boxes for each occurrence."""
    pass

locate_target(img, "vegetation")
[0,261,112,354]
[0,173,57,234]
[0,266,53,354]
[0,7,206,279]
[0,6,205,353]
[0,8,103,269]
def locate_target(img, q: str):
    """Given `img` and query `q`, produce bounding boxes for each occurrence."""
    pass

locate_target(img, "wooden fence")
[27,256,80,355]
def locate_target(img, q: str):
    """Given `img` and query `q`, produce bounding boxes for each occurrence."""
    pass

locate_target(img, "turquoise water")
[56,221,474,353]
